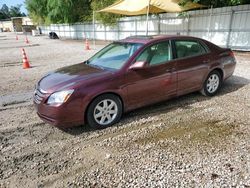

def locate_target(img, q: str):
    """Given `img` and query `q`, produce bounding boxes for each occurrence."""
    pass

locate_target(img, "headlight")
[47,90,74,105]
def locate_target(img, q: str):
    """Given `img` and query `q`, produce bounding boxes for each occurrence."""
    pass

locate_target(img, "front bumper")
[34,93,87,128]
[37,111,83,128]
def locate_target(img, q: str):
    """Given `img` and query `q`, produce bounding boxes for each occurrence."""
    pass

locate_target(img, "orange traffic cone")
[16,35,18,40]
[85,38,90,50]
[25,36,29,44]
[21,48,31,69]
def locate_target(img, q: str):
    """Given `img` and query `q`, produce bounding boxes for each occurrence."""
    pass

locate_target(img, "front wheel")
[86,94,122,129]
[201,70,222,96]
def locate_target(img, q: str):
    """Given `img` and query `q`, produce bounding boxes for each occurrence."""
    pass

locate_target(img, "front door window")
[136,41,172,66]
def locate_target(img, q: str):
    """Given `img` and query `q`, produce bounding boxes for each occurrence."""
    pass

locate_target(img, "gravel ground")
[0,32,249,187]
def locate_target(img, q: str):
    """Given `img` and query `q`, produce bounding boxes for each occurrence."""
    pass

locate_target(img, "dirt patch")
[0,62,22,67]
[0,44,40,49]
[135,120,236,147]
[2,100,28,107]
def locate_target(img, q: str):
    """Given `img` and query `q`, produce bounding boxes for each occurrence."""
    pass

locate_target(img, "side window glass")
[136,41,172,66]
[175,40,206,59]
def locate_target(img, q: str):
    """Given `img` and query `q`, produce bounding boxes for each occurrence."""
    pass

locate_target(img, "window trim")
[172,39,210,60]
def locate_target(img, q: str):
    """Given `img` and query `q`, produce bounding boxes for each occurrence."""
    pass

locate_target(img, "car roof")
[118,35,205,44]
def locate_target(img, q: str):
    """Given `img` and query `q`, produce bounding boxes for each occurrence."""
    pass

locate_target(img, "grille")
[34,88,46,104]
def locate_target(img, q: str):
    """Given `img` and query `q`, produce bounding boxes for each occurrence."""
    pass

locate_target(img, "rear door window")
[174,40,207,59]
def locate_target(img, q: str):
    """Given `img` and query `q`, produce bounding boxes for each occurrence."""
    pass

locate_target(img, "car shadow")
[61,75,249,135]
[218,75,249,95]
[122,75,249,121]
[58,123,95,135]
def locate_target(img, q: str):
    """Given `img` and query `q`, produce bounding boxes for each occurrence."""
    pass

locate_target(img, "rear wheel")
[201,70,222,96]
[86,94,122,129]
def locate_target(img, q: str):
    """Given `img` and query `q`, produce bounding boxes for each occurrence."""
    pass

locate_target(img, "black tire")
[201,70,222,96]
[86,94,122,129]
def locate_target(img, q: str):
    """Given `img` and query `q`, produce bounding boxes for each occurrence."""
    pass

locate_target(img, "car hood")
[38,63,111,92]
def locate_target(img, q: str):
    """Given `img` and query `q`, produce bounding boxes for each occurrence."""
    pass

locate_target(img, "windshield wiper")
[87,63,105,70]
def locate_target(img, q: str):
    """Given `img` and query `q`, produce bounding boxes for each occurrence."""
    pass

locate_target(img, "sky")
[0,0,27,14]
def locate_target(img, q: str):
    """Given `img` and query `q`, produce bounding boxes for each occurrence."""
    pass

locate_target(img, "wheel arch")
[211,68,224,80]
[200,67,224,91]
[200,67,224,96]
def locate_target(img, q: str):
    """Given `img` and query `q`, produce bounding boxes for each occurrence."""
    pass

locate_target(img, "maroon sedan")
[34,35,236,129]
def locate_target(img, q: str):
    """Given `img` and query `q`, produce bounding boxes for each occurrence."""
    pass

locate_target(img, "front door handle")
[203,59,210,63]
[166,68,175,73]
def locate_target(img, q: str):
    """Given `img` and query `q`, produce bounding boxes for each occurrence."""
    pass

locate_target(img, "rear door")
[173,39,210,96]
[125,41,177,109]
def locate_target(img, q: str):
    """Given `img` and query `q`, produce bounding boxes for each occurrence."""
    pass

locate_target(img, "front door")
[125,41,177,109]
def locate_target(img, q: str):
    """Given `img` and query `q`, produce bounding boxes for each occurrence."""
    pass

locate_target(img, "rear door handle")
[203,59,210,63]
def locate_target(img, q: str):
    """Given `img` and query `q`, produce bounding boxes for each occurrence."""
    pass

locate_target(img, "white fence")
[40,4,250,51]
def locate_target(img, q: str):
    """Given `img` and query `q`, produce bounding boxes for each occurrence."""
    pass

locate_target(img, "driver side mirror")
[129,61,147,70]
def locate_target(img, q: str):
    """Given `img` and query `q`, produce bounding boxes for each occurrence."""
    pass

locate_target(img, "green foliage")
[91,0,122,26]
[24,0,250,25]
[9,4,24,17]
[48,0,92,23]
[0,4,26,19]
[181,0,250,7]
[47,0,73,23]
[25,0,92,24]
[1,4,10,18]
[25,0,48,24]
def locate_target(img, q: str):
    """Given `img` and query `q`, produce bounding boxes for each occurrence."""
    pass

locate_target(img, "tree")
[47,0,74,23]
[180,0,250,7]
[1,4,10,17]
[0,4,26,19]
[25,0,92,24]
[91,0,122,26]
[24,0,250,25]
[25,0,49,24]
[9,4,24,17]
[0,4,10,19]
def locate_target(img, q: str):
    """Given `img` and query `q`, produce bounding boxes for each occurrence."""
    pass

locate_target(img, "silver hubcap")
[94,99,118,126]
[207,74,220,93]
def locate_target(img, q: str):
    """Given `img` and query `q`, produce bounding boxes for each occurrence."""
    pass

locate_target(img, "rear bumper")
[224,61,236,80]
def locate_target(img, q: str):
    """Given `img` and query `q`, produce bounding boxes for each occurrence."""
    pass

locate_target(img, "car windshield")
[86,42,143,70]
